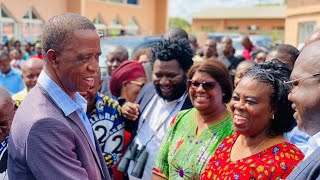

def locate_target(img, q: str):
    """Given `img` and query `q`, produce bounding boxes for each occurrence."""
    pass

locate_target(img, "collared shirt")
[285,126,310,154]
[128,93,188,180]
[304,131,320,158]
[0,68,25,94]
[38,71,96,146]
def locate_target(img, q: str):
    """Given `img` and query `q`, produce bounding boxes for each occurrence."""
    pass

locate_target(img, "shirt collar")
[38,71,87,116]
[308,131,320,149]
[0,68,14,77]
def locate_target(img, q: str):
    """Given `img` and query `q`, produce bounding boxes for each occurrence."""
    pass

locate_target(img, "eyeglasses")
[284,72,320,93]
[130,80,145,88]
[187,80,216,91]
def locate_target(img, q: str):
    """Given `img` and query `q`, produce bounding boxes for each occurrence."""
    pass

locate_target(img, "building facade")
[0,0,167,43]
[192,6,285,41]
[285,0,320,47]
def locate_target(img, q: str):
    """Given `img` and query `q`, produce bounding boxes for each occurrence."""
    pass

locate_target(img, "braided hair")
[243,59,296,137]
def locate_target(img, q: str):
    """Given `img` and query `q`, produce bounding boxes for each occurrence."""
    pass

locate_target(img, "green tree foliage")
[169,17,191,33]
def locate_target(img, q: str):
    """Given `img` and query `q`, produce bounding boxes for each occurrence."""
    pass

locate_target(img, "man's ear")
[46,49,58,67]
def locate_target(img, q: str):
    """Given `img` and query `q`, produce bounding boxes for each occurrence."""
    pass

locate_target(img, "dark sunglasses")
[187,80,216,91]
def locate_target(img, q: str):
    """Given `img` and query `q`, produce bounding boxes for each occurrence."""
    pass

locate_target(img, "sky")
[169,0,285,22]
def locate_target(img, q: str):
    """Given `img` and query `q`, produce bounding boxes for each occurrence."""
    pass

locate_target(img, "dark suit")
[286,147,320,180]
[125,82,193,141]
[8,83,110,180]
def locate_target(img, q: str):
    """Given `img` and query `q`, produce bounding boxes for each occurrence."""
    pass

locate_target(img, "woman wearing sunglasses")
[153,60,234,179]
[201,60,304,180]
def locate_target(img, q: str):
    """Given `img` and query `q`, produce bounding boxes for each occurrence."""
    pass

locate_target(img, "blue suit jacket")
[8,83,111,180]
[287,147,320,180]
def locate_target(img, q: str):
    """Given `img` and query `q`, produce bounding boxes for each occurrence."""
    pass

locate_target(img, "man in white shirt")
[121,38,194,179]
[286,41,320,179]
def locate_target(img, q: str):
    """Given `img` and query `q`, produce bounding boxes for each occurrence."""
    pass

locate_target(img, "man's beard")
[155,76,187,101]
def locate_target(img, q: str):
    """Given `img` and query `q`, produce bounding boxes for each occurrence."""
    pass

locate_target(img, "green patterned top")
[153,108,234,180]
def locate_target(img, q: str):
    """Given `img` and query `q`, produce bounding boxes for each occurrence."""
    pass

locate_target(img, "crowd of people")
[0,12,320,180]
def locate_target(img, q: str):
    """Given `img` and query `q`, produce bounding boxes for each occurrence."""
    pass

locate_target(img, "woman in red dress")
[201,60,304,180]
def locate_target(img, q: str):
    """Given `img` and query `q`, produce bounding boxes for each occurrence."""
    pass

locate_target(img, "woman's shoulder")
[214,133,239,152]
[275,142,304,157]
[262,141,304,163]
[169,108,195,127]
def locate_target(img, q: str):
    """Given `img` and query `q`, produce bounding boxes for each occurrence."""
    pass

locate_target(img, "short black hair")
[270,44,299,62]
[0,51,9,60]
[164,28,188,40]
[42,13,96,59]
[150,38,193,72]
[243,60,295,137]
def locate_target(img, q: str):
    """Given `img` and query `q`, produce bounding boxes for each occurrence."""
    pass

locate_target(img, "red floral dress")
[201,133,304,180]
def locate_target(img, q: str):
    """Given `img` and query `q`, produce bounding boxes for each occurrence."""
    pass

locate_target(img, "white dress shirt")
[304,131,320,158]
[128,93,187,180]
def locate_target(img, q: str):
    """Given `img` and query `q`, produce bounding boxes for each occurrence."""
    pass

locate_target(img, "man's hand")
[121,102,140,121]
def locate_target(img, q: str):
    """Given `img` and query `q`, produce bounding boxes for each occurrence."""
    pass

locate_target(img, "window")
[109,0,124,3]
[127,0,138,4]
[201,26,213,33]
[107,16,123,36]
[125,17,139,35]
[247,25,259,31]
[93,16,107,37]
[22,9,43,43]
[298,21,316,44]
[226,26,239,30]
[272,26,284,30]
[103,0,138,5]
[0,6,16,44]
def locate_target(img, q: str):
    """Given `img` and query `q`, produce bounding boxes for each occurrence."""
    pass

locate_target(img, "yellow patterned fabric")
[12,88,28,108]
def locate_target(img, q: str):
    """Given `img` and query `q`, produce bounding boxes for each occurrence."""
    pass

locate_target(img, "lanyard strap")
[134,93,187,147]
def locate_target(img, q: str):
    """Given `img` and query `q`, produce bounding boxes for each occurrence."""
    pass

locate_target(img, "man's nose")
[288,92,292,101]
[159,76,170,85]
[88,60,99,73]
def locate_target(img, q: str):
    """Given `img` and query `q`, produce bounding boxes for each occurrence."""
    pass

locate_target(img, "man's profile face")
[266,51,294,70]
[54,29,101,96]
[0,99,14,142]
[241,38,252,49]
[221,38,233,55]
[203,40,217,57]
[152,59,186,101]
[106,51,127,75]
[288,44,320,135]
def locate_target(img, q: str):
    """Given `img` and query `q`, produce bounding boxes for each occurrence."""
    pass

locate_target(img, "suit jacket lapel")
[287,147,320,179]
[181,94,193,110]
[139,85,156,113]
[68,112,105,178]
